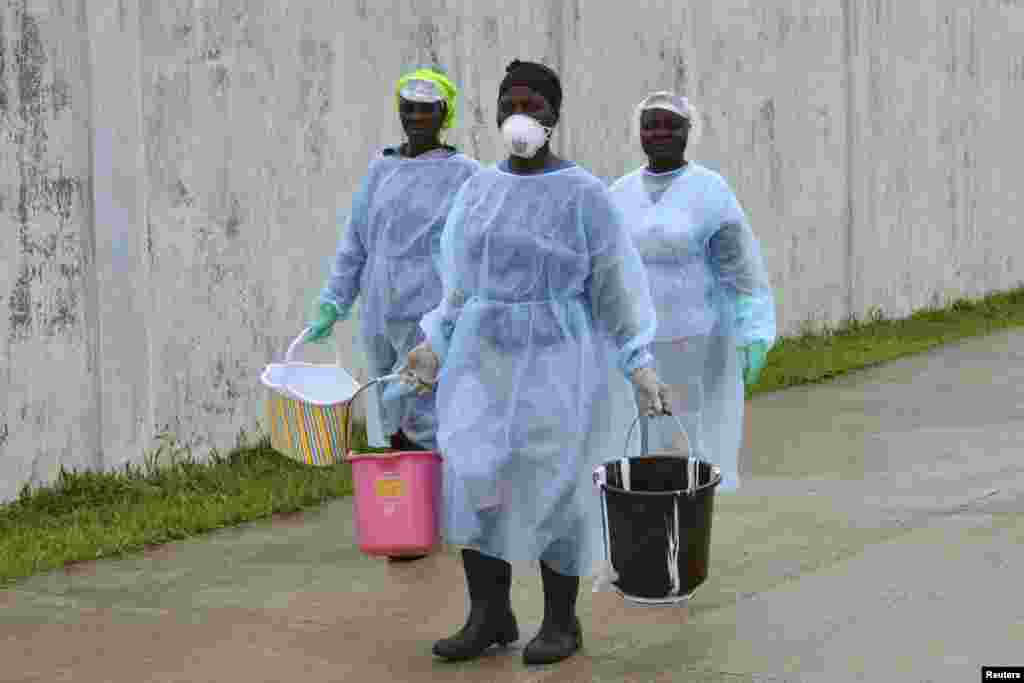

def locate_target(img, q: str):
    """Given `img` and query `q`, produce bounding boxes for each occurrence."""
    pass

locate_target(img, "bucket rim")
[260,361,362,406]
[593,455,722,496]
[263,386,351,407]
[347,449,443,463]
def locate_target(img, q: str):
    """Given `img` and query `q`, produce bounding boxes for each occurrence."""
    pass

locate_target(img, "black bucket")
[593,415,721,604]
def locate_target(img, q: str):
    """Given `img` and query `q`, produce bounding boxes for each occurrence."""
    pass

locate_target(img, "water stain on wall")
[1011,56,1024,83]
[8,269,32,338]
[198,3,225,63]
[50,74,71,115]
[173,15,192,42]
[210,63,229,98]
[9,169,85,340]
[788,234,803,279]
[210,356,242,405]
[482,16,498,48]
[145,217,155,264]
[465,98,485,158]
[16,11,47,128]
[224,194,242,238]
[7,7,83,341]
[710,37,726,68]
[869,0,891,26]
[298,37,334,175]
[758,97,783,210]
[416,18,441,67]
[868,53,885,138]
[777,9,796,48]
[566,0,581,43]
[657,42,690,96]
[173,178,194,208]
[0,12,7,112]
[966,9,978,80]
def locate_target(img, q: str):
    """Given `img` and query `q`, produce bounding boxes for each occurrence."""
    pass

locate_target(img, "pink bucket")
[348,450,443,557]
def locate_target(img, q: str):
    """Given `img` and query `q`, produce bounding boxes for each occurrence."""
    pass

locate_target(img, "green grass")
[2,284,1024,585]
[747,285,1024,398]
[0,427,364,586]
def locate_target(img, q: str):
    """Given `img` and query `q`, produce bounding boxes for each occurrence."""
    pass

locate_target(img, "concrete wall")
[1,0,1022,500]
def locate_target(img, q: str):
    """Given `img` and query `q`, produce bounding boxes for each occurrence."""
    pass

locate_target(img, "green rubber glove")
[305,302,339,344]
[739,340,768,386]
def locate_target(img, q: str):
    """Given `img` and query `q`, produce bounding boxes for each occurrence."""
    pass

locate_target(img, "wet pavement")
[1,329,1022,682]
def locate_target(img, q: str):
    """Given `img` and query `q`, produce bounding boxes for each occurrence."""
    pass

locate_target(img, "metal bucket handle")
[285,327,315,363]
[593,413,695,489]
[621,413,700,496]
[623,414,691,460]
[337,368,410,460]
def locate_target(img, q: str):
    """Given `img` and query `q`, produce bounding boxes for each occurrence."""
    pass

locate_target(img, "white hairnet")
[632,91,702,152]
[399,78,445,104]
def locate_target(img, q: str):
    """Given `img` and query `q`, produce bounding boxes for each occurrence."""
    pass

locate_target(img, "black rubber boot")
[522,561,582,666]
[387,430,427,562]
[432,549,519,661]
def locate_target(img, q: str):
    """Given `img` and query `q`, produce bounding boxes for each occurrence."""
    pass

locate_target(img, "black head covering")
[498,59,562,114]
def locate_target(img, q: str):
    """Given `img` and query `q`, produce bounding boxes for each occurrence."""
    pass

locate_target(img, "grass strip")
[748,286,1024,397]
[0,427,364,586]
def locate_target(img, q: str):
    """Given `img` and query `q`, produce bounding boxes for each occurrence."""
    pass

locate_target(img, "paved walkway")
[2,330,1023,682]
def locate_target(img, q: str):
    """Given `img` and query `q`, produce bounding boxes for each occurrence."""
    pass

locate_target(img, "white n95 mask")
[501,114,552,158]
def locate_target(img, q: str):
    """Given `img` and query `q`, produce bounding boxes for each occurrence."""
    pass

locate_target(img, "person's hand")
[739,341,768,385]
[402,342,439,394]
[631,366,671,417]
[305,302,339,344]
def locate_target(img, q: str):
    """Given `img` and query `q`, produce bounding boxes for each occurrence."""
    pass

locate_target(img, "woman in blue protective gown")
[402,60,671,667]
[610,91,777,493]
[305,69,480,558]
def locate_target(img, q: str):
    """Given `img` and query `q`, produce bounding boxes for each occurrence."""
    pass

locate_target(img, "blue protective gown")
[611,162,776,491]
[420,161,657,576]
[319,147,481,449]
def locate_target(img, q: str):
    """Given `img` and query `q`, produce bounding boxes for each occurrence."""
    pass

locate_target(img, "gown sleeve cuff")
[622,346,654,378]
[420,308,451,365]
[316,294,352,321]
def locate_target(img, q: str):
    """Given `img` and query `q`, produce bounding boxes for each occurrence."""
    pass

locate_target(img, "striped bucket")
[264,392,352,467]
[260,329,363,467]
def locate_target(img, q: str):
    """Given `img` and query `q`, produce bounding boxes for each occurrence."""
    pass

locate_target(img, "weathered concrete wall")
[1,0,97,496]
[1,0,1022,500]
